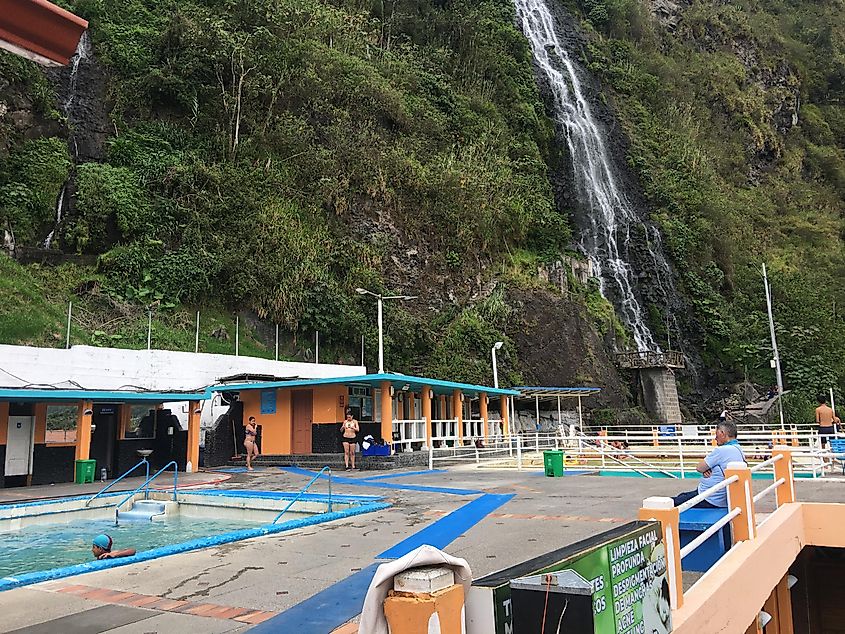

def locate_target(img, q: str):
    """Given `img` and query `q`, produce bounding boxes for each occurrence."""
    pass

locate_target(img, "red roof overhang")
[0,0,88,66]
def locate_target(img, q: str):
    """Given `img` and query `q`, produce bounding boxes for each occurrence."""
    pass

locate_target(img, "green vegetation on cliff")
[571,0,845,413]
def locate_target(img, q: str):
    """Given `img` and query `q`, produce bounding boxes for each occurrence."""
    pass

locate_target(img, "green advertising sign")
[468,520,672,634]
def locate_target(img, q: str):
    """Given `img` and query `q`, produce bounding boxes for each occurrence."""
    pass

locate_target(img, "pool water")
[0,515,269,578]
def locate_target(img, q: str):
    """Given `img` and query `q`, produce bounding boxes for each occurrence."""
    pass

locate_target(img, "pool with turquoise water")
[597,469,813,479]
[0,514,275,578]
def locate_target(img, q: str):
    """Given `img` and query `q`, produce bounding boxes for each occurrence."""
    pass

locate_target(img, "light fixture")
[389,386,395,397]
[83,408,93,416]
[787,574,797,589]
[89,423,96,432]
[493,341,504,350]
[759,611,772,628]
[401,384,410,391]
[193,408,202,415]
[428,389,434,399]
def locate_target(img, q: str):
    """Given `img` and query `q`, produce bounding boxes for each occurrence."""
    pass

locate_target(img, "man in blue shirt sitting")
[673,420,744,508]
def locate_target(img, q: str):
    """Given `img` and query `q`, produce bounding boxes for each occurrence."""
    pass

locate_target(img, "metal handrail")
[749,453,784,472]
[85,458,150,507]
[676,475,739,513]
[579,432,678,478]
[271,466,332,525]
[114,461,178,524]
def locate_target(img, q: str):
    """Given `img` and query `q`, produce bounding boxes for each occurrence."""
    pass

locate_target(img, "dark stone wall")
[312,422,383,454]
[31,444,75,485]
[205,402,241,467]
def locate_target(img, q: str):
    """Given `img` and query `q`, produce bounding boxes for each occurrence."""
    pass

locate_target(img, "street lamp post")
[356,288,417,373]
[491,341,503,389]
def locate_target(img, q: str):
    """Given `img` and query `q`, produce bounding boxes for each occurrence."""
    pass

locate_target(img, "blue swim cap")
[92,534,112,551]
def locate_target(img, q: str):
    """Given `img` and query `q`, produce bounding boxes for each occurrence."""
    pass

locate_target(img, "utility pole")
[762,263,785,429]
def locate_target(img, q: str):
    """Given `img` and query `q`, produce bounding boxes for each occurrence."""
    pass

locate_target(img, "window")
[349,387,374,421]
[125,405,158,439]
[45,404,77,444]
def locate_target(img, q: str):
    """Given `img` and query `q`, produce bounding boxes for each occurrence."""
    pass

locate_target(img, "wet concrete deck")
[0,467,841,632]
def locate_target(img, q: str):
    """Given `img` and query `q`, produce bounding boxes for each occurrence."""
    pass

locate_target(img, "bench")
[679,506,732,573]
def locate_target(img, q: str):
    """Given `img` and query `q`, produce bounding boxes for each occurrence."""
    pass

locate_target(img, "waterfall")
[513,0,671,352]
[43,31,91,249]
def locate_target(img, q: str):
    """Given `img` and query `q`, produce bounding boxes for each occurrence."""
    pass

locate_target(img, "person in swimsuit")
[815,394,839,449]
[244,416,260,471]
[92,534,135,560]
[341,410,359,470]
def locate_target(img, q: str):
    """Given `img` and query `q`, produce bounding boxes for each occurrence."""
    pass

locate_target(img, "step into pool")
[0,488,388,590]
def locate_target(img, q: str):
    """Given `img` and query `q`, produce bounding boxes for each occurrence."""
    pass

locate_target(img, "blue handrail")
[271,466,332,525]
[85,459,151,507]
[114,461,178,524]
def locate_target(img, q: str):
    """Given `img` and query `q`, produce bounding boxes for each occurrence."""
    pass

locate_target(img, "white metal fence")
[392,419,427,452]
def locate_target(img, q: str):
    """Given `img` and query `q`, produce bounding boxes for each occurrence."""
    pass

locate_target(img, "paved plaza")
[0,467,841,633]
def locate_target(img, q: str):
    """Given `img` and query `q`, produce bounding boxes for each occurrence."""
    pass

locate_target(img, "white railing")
[641,447,796,611]
[462,419,484,439]
[428,434,528,470]
[392,419,426,452]
[431,419,458,446]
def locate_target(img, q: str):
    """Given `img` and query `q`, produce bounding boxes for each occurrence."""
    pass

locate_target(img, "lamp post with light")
[355,288,417,373]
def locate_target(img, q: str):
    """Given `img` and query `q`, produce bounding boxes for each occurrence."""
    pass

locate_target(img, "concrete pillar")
[774,574,794,634]
[772,447,795,506]
[439,395,447,419]
[422,386,432,449]
[187,400,201,473]
[639,368,682,425]
[381,381,393,449]
[453,390,463,444]
[639,497,683,609]
[726,462,756,542]
[480,392,488,438]
[500,396,510,436]
[74,400,93,461]
[383,567,465,634]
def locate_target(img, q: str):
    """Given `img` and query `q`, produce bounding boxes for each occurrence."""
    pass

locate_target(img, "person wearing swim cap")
[91,534,136,560]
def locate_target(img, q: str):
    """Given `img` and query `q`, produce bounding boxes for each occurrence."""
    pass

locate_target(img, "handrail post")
[772,446,795,505]
[328,468,332,514]
[726,461,756,542]
[678,438,685,478]
[639,496,683,609]
[516,436,522,471]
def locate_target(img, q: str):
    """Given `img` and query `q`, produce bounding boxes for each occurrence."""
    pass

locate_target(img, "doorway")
[291,390,313,455]
[5,402,35,485]
[89,404,119,478]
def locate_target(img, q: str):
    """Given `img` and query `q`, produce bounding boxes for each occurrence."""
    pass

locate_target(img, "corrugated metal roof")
[210,373,520,398]
[513,387,602,398]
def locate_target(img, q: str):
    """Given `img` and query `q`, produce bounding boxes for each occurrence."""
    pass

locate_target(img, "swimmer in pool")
[92,534,136,560]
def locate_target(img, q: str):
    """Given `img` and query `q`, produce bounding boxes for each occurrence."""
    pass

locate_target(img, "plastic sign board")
[466,520,672,634]
[260,389,276,415]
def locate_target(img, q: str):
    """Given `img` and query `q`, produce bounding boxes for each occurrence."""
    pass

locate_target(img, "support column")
[773,446,795,506]
[453,390,463,444]
[639,497,683,609]
[187,400,201,473]
[774,574,794,634]
[480,392,488,438]
[381,381,393,450]
[422,386,432,449]
[500,396,509,436]
[74,400,93,461]
[726,462,756,542]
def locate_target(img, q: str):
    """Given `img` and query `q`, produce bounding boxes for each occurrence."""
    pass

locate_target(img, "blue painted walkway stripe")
[377,493,514,559]
[247,563,380,634]
[360,469,446,481]
[281,467,480,496]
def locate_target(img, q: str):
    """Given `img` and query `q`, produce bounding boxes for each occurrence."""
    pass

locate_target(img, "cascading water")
[513,0,675,352]
[43,31,91,248]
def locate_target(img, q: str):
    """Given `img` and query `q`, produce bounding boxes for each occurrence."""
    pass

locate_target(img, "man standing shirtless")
[815,394,840,448]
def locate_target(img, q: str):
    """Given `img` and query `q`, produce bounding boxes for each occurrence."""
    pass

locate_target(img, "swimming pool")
[0,488,388,590]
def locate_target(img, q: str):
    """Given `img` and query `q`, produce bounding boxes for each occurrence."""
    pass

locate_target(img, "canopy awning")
[513,387,602,399]
[0,388,206,403]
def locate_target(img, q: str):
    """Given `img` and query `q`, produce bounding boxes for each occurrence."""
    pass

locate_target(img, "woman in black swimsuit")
[341,410,359,470]
[244,416,259,471]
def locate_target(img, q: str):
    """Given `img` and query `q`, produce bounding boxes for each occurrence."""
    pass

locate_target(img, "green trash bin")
[543,450,565,477]
[75,459,96,484]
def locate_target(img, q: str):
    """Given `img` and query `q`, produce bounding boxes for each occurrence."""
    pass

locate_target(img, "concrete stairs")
[118,499,167,521]
[228,452,430,471]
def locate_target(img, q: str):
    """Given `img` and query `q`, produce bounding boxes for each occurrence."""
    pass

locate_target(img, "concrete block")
[394,567,455,594]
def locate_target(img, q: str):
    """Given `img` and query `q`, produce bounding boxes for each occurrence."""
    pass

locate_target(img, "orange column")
[500,396,509,436]
[187,400,201,473]
[422,386,432,449]
[381,381,393,449]
[774,574,794,634]
[480,392,488,439]
[639,497,683,609]
[0,401,9,445]
[726,462,756,542]
[74,400,93,461]
[453,390,463,444]
[773,447,795,506]
[384,584,465,634]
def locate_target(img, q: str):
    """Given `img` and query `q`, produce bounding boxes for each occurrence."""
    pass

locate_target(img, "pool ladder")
[113,461,179,525]
[271,466,332,525]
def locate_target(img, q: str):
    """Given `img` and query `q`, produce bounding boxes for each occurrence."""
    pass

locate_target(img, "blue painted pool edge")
[0,499,390,592]
[282,466,481,495]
